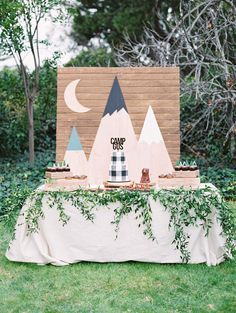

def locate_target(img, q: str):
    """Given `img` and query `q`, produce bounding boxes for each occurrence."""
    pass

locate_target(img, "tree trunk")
[27,100,35,165]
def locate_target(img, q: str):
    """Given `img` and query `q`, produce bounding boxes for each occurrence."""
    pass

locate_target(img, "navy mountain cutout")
[103,76,128,117]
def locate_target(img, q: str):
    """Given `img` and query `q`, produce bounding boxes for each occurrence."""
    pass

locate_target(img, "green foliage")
[9,186,235,263]
[69,0,179,46]
[24,191,46,234]
[0,0,24,54]
[2,185,33,242]
[0,150,55,222]
[0,0,63,56]
[0,63,57,156]
[34,60,57,151]
[65,48,116,67]
[154,187,236,262]
[180,151,236,200]
[21,188,156,243]
[0,67,27,154]
[201,167,236,201]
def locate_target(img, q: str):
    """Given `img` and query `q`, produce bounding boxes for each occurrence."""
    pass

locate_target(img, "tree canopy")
[69,0,180,47]
[65,47,116,67]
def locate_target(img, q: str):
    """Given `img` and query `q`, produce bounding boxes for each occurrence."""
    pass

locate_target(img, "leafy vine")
[23,191,45,234]
[18,186,235,263]
[151,186,236,262]
[47,191,71,226]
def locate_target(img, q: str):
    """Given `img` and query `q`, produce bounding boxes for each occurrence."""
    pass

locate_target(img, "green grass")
[0,203,235,313]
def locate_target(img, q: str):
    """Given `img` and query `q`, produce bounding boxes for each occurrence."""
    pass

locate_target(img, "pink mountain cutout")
[137,106,174,182]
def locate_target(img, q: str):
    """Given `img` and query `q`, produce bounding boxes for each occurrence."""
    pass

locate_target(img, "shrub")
[0,150,55,222]
[201,167,236,201]
[0,63,57,157]
[0,67,28,154]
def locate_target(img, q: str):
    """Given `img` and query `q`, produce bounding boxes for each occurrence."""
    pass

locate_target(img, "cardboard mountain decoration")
[88,77,138,185]
[64,127,88,176]
[137,106,174,182]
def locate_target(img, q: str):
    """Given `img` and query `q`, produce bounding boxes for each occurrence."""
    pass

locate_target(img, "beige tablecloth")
[6,184,226,266]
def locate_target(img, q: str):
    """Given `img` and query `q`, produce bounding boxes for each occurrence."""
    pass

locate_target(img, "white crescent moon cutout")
[64,79,91,113]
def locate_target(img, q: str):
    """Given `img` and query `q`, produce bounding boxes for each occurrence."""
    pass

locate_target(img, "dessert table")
[6,184,227,266]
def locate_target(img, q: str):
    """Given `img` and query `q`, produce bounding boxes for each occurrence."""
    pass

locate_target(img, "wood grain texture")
[56,67,180,165]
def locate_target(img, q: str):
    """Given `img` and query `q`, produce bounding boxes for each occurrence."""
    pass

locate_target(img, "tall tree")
[116,0,236,165]
[69,0,180,47]
[0,0,62,164]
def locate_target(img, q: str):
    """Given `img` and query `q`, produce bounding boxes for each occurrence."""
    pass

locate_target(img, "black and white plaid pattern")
[109,169,129,182]
[111,152,125,162]
[108,151,129,182]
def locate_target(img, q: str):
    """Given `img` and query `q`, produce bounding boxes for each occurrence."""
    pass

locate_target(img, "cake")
[108,151,129,182]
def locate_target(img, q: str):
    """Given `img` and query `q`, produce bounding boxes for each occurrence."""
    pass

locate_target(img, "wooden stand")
[104,181,134,188]
[174,170,199,178]
[134,182,156,190]
[157,177,200,189]
[45,171,72,179]
[44,178,88,191]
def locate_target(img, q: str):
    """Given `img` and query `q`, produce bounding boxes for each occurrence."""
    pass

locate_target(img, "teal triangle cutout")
[67,127,83,151]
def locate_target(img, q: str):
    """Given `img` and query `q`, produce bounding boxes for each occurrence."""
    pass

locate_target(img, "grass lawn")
[0,203,235,313]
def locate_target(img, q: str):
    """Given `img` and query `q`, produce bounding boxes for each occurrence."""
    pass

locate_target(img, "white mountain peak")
[139,105,164,144]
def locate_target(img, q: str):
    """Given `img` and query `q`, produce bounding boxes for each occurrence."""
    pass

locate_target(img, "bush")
[201,167,236,201]
[34,60,57,151]
[0,67,28,154]
[0,150,55,222]
[0,63,57,157]
[178,154,236,200]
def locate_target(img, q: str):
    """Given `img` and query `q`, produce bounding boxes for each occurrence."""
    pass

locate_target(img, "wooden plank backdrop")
[56,67,180,165]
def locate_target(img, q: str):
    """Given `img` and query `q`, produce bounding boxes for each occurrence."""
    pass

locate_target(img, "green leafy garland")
[150,187,235,262]
[19,186,235,263]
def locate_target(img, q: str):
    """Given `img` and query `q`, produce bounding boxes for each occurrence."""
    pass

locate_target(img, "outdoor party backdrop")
[0,0,235,212]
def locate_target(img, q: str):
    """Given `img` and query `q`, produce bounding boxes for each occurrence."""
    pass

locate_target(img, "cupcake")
[182,161,189,171]
[174,161,181,171]
[190,161,198,171]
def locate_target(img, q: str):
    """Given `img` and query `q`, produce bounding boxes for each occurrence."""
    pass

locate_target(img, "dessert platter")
[44,162,88,191]
[157,161,200,189]
[43,157,201,192]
